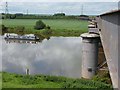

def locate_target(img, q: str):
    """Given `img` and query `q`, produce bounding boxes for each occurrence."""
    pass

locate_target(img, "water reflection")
[2,36,82,78]
[5,39,41,44]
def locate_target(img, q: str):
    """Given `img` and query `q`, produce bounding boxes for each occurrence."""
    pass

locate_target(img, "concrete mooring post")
[26,68,30,75]
[81,33,100,79]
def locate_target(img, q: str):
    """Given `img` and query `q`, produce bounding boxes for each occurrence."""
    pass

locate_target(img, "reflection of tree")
[46,37,50,40]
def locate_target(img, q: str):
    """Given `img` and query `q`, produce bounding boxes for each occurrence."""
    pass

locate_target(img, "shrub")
[42,29,52,35]
[92,71,112,84]
[13,26,25,35]
[46,25,51,29]
[2,25,7,31]
[1,25,8,34]
[34,20,46,30]
[15,26,25,32]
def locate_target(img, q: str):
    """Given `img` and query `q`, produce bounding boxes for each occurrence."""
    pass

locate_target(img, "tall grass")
[2,72,112,89]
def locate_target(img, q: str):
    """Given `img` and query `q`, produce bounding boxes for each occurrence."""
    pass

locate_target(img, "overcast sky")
[0,0,119,15]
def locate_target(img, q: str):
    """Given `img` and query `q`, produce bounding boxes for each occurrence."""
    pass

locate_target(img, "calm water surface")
[1,36,82,78]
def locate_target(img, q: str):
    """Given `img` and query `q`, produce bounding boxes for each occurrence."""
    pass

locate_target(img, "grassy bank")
[0,73,1,89]
[2,72,112,89]
[2,19,88,36]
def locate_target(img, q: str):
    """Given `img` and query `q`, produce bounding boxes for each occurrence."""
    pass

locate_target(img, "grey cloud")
[1,2,118,15]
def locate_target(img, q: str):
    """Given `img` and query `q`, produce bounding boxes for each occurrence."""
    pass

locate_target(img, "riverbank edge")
[1,72,112,89]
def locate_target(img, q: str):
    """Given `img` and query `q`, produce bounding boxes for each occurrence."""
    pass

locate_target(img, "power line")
[4,2,9,19]
[27,9,28,15]
[5,2,9,14]
[81,4,83,15]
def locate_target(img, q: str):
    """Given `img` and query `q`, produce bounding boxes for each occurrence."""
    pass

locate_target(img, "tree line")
[1,13,90,20]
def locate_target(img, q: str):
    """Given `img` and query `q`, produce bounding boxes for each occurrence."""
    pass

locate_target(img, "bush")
[46,25,51,29]
[1,25,8,33]
[15,26,25,32]
[42,29,52,35]
[34,20,46,30]
[92,71,112,84]
[13,26,25,35]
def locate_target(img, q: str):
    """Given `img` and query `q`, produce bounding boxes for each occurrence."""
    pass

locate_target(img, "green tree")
[34,20,46,30]
[2,25,8,32]
[53,13,65,16]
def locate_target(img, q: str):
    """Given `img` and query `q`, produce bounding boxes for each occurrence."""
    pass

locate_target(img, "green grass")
[92,70,112,85]
[2,72,112,89]
[0,73,2,89]
[2,19,88,36]
[2,19,88,30]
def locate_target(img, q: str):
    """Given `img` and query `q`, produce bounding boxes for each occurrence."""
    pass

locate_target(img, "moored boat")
[4,33,39,40]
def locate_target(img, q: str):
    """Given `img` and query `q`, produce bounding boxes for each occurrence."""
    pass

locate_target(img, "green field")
[2,72,112,88]
[2,19,88,36]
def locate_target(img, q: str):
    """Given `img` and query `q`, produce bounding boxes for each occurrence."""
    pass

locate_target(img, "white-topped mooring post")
[81,33,100,79]
[26,68,30,75]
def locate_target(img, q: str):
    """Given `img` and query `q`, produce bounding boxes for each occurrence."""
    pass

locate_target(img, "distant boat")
[4,33,39,40]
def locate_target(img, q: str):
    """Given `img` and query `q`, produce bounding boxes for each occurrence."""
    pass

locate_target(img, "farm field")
[2,19,88,36]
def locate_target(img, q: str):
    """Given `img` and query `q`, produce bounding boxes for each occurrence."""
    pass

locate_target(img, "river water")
[1,36,82,78]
